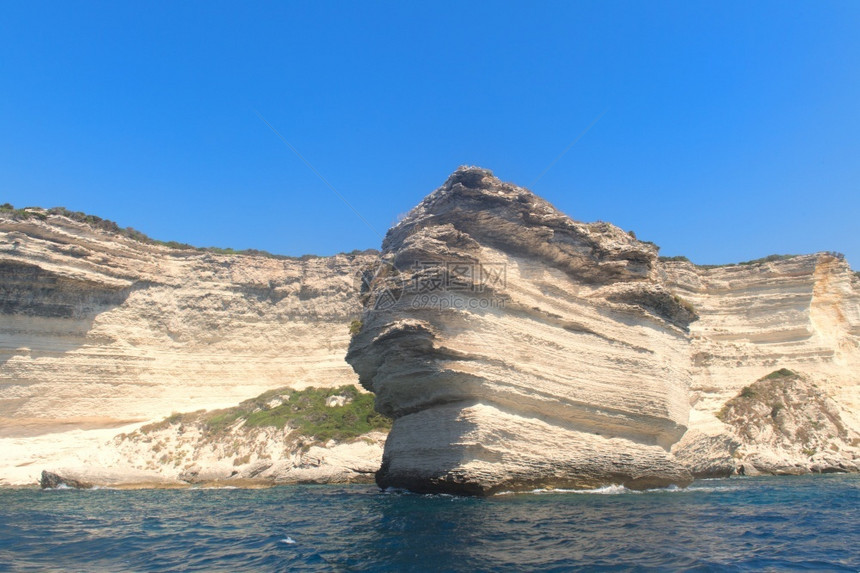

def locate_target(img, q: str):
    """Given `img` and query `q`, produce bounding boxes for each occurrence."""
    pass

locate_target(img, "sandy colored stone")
[348,167,860,493]
[0,211,376,484]
[3,169,860,490]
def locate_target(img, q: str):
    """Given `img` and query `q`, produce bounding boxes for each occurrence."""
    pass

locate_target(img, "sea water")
[0,474,857,572]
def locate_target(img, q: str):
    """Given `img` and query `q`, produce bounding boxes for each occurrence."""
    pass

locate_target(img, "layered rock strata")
[0,211,377,484]
[0,213,375,430]
[663,255,860,475]
[347,167,860,494]
[3,168,859,490]
[347,167,698,494]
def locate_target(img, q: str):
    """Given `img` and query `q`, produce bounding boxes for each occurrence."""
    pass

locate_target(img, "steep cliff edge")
[347,167,698,494]
[0,212,376,428]
[0,209,376,484]
[663,254,860,475]
[347,167,860,494]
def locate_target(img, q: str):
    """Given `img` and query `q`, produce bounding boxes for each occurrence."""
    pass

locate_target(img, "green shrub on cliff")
[737,254,799,265]
[672,294,697,316]
[242,385,391,442]
[0,203,47,220]
[764,368,796,380]
[141,385,391,445]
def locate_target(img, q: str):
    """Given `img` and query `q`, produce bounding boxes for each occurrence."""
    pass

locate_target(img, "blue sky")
[2,2,858,265]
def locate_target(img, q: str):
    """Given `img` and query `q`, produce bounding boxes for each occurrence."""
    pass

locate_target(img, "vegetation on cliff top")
[141,385,391,444]
[1,203,48,221]
[662,252,847,270]
[1,203,377,260]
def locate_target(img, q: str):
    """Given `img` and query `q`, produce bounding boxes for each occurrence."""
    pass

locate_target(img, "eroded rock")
[347,167,697,494]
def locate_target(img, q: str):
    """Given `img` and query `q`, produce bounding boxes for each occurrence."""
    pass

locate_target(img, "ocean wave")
[496,482,741,496]
[192,486,239,490]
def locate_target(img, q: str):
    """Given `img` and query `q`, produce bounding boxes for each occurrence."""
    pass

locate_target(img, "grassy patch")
[764,368,796,380]
[737,254,799,266]
[349,319,363,336]
[0,203,48,221]
[672,294,697,315]
[739,386,756,399]
[659,255,691,263]
[241,385,391,443]
[141,385,391,445]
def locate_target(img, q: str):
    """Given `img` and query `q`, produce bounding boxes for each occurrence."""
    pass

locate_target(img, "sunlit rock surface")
[663,255,860,475]
[348,167,860,493]
[347,167,697,494]
[0,212,374,432]
[3,168,859,489]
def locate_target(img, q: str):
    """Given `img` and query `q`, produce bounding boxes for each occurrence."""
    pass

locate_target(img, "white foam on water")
[525,484,630,495]
[495,482,735,496]
[281,537,296,544]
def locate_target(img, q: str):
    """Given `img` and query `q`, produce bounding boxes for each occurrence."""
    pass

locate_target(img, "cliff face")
[0,213,375,432]
[3,168,859,490]
[347,167,698,494]
[663,255,860,475]
[347,167,860,494]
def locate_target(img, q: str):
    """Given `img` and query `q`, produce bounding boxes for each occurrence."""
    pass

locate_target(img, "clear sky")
[2,2,858,265]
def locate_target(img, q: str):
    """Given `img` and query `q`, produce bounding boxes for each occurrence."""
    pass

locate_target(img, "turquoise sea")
[1,475,858,572]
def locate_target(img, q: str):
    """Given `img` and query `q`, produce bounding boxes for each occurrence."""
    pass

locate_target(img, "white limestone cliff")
[347,167,860,494]
[3,168,859,491]
[0,210,376,484]
[347,167,698,494]
[663,255,860,475]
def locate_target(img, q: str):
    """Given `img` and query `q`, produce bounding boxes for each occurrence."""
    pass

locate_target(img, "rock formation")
[347,167,860,494]
[34,382,390,489]
[664,254,860,476]
[0,210,376,484]
[3,168,859,490]
[347,167,699,494]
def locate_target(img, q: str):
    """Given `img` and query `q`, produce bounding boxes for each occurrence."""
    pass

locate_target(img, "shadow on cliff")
[0,261,141,366]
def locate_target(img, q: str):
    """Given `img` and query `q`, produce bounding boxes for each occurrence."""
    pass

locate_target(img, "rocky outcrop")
[100,385,388,487]
[35,384,388,489]
[664,257,860,475]
[347,167,860,494]
[347,167,698,494]
[40,470,93,489]
[718,369,858,473]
